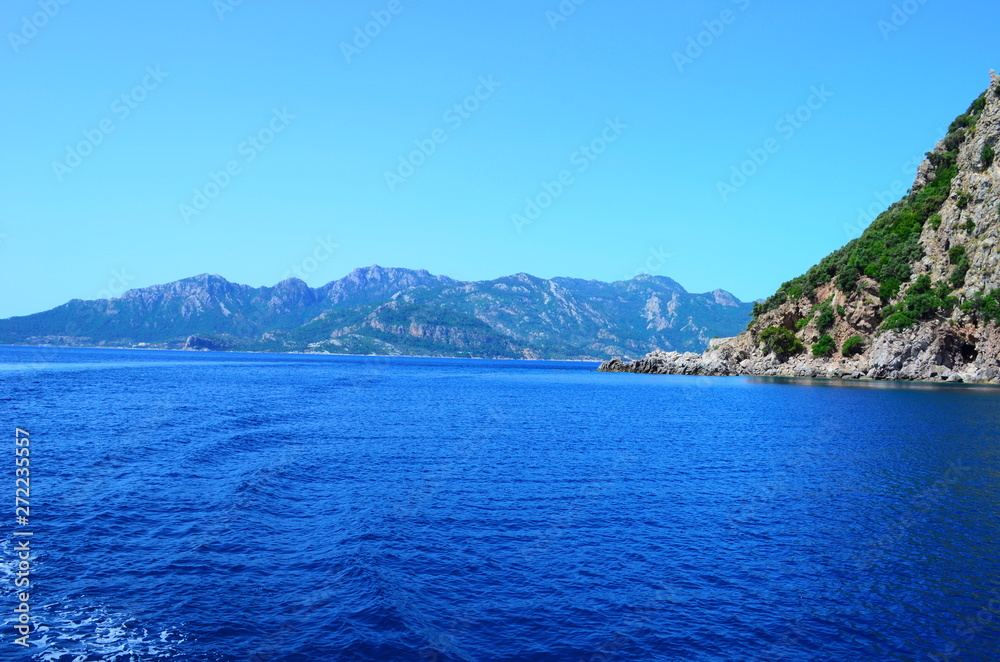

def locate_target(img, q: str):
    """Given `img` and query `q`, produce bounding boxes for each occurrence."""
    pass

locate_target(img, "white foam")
[25,601,187,661]
[0,538,188,660]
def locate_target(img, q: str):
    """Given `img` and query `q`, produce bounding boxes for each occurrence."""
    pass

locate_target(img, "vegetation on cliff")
[811,334,836,357]
[841,335,865,357]
[759,327,805,357]
[750,91,990,330]
[602,73,1000,384]
[880,274,957,331]
[962,289,1000,325]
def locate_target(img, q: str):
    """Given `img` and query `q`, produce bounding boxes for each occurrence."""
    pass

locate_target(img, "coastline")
[599,357,1000,388]
[598,333,1000,386]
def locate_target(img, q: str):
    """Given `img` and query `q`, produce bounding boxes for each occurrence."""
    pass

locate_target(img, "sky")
[2,0,1000,318]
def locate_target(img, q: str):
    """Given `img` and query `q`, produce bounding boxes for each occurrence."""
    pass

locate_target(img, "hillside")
[602,71,1000,383]
[0,267,752,361]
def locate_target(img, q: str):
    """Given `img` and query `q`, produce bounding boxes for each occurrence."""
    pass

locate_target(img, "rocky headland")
[602,72,1000,384]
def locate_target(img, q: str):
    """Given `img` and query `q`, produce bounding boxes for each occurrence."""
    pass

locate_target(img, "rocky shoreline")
[599,320,1000,384]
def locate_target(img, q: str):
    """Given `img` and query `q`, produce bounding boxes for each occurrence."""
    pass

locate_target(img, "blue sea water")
[0,345,999,661]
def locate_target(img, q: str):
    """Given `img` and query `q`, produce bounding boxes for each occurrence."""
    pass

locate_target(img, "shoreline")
[599,352,1000,387]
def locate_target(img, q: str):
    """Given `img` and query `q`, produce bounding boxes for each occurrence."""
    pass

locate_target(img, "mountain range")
[603,70,1000,383]
[0,267,753,360]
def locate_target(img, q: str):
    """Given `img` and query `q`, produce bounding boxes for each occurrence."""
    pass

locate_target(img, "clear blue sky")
[2,0,999,318]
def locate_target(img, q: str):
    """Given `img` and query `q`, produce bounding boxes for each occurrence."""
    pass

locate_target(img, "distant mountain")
[0,266,753,360]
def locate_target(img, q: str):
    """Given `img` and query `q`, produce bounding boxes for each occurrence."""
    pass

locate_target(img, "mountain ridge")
[1,266,753,361]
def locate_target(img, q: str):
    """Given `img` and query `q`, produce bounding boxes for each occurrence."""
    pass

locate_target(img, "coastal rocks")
[598,320,1000,383]
[867,325,969,381]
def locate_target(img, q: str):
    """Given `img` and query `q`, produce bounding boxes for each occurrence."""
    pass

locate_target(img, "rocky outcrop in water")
[599,321,997,383]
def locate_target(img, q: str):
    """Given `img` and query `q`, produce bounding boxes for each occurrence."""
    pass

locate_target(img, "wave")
[30,604,189,662]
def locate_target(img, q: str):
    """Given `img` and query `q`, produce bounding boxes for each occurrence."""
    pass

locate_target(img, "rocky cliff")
[602,71,1000,384]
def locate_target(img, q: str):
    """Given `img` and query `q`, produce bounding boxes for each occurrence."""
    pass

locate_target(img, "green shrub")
[905,276,942,317]
[842,335,865,357]
[879,278,902,301]
[812,334,836,357]
[786,283,806,300]
[759,327,805,357]
[814,303,835,332]
[995,84,1000,98]
[882,310,915,331]
[795,316,812,330]
[950,114,973,132]
[836,305,846,317]
[836,265,863,294]
[983,144,996,168]
[963,219,976,233]
[957,191,972,209]
[928,214,943,229]
[942,129,966,153]
[880,274,958,331]
[949,263,970,288]
[963,289,1000,325]
[948,243,970,289]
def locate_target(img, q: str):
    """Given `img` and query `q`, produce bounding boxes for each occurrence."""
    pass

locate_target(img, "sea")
[0,345,998,661]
